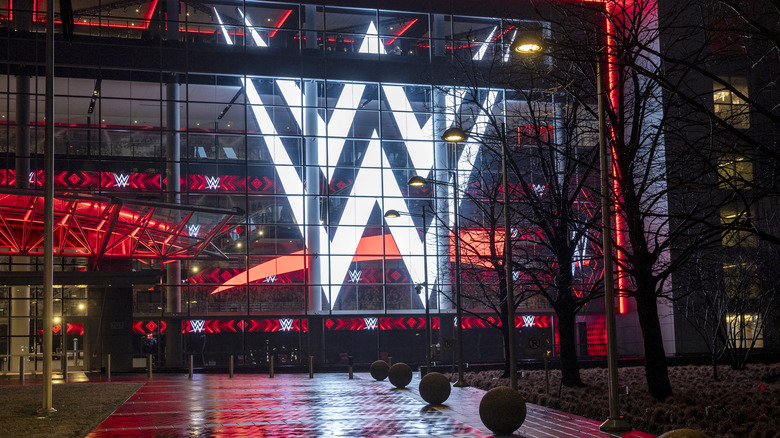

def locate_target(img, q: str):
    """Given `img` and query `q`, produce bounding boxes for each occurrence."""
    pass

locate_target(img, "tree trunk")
[712,356,719,381]
[556,308,584,386]
[634,289,672,400]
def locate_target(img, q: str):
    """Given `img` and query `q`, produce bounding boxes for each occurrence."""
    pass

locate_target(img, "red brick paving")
[81,373,655,438]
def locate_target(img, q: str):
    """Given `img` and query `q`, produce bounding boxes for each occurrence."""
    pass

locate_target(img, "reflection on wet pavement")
[85,373,655,438]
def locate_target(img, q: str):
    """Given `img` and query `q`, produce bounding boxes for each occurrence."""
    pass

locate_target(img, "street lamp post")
[501,137,517,391]
[594,50,632,434]
[408,128,468,386]
[384,208,432,376]
[512,29,630,432]
[440,127,468,387]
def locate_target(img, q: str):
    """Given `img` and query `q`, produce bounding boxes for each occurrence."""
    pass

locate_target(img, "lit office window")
[726,313,763,348]
[722,262,759,299]
[717,155,752,189]
[713,77,750,129]
[720,204,756,247]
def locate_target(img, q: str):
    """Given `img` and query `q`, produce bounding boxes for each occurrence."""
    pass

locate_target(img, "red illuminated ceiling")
[0,190,236,261]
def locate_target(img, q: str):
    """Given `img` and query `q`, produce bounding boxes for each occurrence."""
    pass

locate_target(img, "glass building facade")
[0,0,611,371]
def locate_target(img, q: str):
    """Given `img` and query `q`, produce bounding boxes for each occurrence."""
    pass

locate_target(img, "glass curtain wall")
[1,71,567,317]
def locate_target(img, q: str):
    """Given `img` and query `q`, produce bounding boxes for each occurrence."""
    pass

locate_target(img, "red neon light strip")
[268,9,292,38]
[601,4,628,315]
[44,0,158,30]
[142,0,157,22]
[384,18,418,45]
[492,26,514,43]
[575,0,627,314]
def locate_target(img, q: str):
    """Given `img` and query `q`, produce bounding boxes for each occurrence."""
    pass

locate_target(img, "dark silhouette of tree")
[434,53,604,386]
[525,0,737,400]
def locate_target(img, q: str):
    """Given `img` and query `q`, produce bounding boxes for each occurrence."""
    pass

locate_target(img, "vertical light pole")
[501,137,517,391]
[440,127,468,387]
[595,50,632,434]
[512,28,630,431]
[40,0,56,414]
[384,208,432,376]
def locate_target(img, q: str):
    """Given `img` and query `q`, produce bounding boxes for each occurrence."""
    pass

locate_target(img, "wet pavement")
[80,373,656,438]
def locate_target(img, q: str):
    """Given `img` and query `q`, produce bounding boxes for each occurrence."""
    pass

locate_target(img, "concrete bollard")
[229,355,234,378]
[269,356,274,378]
[309,356,314,378]
[106,354,111,379]
[188,354,193,379]
[19,355,25,382]
[348,356,353,380]
[147,354,153,378]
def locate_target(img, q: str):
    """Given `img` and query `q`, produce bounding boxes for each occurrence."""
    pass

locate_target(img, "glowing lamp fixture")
[383,209,401,218]
[441,126,467,142]
[407,175,427,187]
[511,32,544,54]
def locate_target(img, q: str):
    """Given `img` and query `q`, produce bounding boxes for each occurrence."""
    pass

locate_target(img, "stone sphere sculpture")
[388,362,413,388]
[370,360,390,381]
[659,430,712,438]
[478,387,527,436]
[419,372,452,405]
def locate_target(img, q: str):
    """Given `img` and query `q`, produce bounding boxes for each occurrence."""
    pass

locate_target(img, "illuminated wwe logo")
[522,315,536,327]
[263,275,277,283]
[511,228,519,239]
[113,173,130,188]
[347,270,362,283]
[211,10,499,309]
[187,224,201,237]
[532,184,546,196]
[29,171,35,184]
[364,318,378,330]
[513,270,521,281]
[190,320,206,332]
[279,319,293,331]
[205,176,220,190]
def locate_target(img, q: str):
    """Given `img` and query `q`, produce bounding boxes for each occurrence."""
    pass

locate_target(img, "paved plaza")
[82,373,656,438]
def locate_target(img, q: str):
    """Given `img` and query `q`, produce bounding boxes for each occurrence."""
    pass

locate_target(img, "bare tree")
[525,0,732,400]
[678,244,779,379]
[436,50,604,385]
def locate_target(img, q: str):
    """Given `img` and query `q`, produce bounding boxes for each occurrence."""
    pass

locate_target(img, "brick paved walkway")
[84,373,655,437]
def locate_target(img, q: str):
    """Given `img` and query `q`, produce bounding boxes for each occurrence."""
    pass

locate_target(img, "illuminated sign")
[205,176,221,190]
[279,319,294,331]
[207,13,514,310]
[190,320,206,332]
[347,270,362,283]
[114,173,130,188]
[187,224,201,237]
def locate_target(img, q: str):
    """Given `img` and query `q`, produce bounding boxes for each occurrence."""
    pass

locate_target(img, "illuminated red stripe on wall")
[325,317,439,330]
[577,0,628,315]
[384,18,418,45]
[268,9,292,38]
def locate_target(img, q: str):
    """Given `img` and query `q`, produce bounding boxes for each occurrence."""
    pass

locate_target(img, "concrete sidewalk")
[81,373,655,438]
